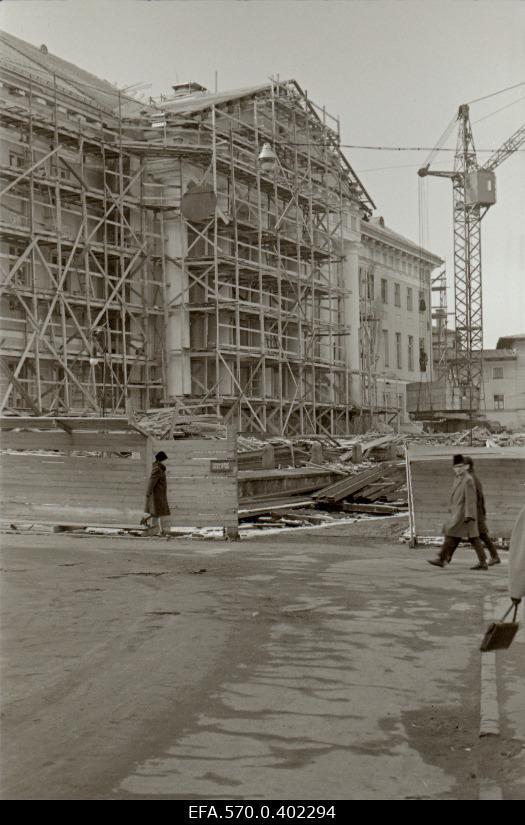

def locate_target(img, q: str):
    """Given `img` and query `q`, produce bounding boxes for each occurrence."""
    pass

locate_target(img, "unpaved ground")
[1,517,523,800]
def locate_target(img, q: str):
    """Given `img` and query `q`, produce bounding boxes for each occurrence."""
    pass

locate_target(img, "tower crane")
[418,105,525,413]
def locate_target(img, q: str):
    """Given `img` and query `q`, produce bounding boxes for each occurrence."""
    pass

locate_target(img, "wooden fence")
[148,434,238,532]
[407,445,525,541]
[0,423,238,534]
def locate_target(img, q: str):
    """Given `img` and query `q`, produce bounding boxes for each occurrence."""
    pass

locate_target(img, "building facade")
[482,335,525,429]
[356,217,441,424]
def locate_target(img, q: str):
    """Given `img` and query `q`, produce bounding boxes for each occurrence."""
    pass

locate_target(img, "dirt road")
[1,518,523,800]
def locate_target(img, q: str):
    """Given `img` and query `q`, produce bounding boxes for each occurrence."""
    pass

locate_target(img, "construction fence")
[0,419,238,533]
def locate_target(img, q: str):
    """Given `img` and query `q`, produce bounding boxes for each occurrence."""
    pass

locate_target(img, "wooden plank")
[0,432,145,451]
[0,416,135,431]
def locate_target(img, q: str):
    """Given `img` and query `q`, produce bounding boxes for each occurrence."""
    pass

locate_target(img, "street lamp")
[258,142,277,174]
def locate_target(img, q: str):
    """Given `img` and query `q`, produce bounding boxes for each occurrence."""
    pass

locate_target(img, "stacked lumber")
[136,408,226,439]
[313,461,406,507]
[237,443,310,470]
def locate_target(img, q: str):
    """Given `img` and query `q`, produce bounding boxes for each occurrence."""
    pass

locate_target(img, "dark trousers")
[439,535,487,566]
[479,531,499,560]
[445,531,498,562]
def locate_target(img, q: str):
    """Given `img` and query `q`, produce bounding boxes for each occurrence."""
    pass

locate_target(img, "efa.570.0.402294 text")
[187,805,337,820]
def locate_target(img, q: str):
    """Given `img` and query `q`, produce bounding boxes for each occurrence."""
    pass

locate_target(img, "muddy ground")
[1,516,523,800]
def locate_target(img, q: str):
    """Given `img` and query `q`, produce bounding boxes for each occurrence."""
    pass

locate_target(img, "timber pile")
[136,408,226,439]
[313,461,407,508]
[237,443,311,470]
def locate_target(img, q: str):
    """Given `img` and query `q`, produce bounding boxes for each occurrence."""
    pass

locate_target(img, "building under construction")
[0,32,441,434]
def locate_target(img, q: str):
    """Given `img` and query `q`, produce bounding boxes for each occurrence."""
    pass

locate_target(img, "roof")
[362,216,443,266]
[497,334,525,349]
[483,348,517,360]
[163,82,272,115]
[162,77,375,213]
[0,38,374,211]
[0,30,146,117]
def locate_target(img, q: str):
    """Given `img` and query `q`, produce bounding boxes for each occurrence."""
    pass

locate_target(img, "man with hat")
[143,450,171,537]
[428,454,488,570]
[464,455,501,566]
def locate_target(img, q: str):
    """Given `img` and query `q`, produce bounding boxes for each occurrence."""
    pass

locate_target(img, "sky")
[1,0,524,347]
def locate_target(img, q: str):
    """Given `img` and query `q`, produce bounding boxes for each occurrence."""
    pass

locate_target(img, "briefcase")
[480,603,520,652]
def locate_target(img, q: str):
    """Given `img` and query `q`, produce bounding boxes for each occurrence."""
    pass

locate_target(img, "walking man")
[464,456,501,565]
[428,453,488,570]
[144,450,171,537]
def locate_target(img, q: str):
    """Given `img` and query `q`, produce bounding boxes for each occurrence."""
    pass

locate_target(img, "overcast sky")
[1,0,524,347]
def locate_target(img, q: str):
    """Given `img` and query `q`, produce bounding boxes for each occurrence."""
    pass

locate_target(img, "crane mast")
[419,104,525,414]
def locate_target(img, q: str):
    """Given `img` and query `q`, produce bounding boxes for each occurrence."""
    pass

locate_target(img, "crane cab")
[465,169,496,207]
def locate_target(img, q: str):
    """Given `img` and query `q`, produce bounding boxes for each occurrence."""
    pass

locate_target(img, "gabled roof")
[0,30,145,117]
[164,77,375,212]
[0,33,373,210]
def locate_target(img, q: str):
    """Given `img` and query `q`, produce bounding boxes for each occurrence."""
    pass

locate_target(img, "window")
[407,287,413,311]
[51,162,71,181]
[383,329,389,367]
[9,151,25,169]
[8,246,29,287]
[493,367,504,380]
[359,267,365,299]
[394,283,401,307]
[408,335,414,371]
[381,278,388,304]
[494,394,505,409]
[396,332,402,369]
[367,272,375,300]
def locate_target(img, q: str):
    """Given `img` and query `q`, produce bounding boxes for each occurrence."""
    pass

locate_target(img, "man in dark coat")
[464,456,500,565]
[144,450,171,537]
[428,454,488,570]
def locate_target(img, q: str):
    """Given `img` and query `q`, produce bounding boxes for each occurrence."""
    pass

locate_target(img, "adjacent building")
[482,335,525,429]
[358,217,441,424]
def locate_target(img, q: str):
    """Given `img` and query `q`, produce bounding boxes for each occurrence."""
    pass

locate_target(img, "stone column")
[163,214,191,398]
[341,232,362,407]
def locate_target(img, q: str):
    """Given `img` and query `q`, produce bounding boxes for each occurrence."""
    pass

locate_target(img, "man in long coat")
[465,456,501,565]
[144,450,171,537]
[428,454,488,570]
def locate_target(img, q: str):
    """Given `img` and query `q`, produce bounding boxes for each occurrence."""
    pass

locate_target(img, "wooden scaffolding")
[1,42,373,433]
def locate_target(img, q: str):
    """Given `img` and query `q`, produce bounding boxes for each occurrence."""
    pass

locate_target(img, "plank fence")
[407,445,525,542]
[0,419,238,536]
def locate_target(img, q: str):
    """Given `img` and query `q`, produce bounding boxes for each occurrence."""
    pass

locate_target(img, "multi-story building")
[356,217,441,424]
[0,31,442,433]
[482,335,525,429]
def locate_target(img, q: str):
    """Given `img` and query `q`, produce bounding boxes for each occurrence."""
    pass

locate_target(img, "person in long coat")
[509,505,525,605]
[443,456,501,566]
[144,450,171,537]
[428,454,488,570]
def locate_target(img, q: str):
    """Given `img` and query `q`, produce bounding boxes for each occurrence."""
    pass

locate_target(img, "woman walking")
[144,450,171,537]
